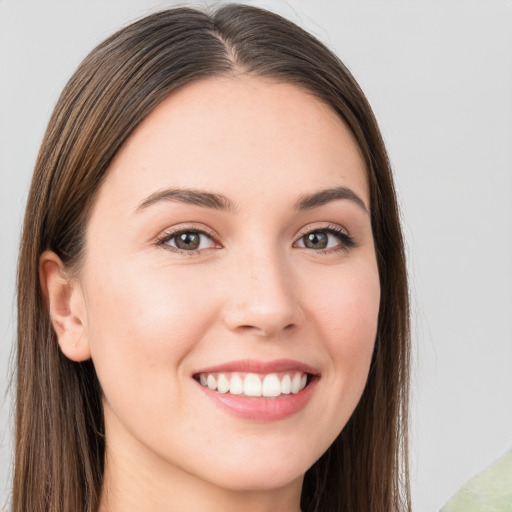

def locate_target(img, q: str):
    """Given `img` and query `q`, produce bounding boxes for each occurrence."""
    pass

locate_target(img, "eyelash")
[156,224,356,255]
[156,227,220,255]
[295,224,357,253]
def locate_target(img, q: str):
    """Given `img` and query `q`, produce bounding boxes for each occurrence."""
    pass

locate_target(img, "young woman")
[14,4,410,511]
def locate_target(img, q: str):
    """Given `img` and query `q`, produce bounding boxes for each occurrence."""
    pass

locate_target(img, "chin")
[184,439,320,493]
[205,462,306,493]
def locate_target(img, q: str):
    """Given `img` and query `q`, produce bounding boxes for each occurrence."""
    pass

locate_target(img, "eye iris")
[304,232,328,249]
[175,232,200,250]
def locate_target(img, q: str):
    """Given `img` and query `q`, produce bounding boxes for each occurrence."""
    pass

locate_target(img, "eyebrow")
[294,186,369,214]
[135,185,369,215]
[136,188,235,213]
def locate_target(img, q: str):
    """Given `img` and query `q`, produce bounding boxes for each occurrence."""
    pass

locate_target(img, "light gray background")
[1,1,511,510]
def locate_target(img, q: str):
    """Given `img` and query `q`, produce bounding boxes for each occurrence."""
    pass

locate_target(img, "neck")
[98,410,303,512]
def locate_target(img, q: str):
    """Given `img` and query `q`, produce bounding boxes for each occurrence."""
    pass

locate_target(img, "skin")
[41,76,380,512]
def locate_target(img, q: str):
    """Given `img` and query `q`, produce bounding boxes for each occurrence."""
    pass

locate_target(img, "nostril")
[222,294,304,337]
[236,322,296,337]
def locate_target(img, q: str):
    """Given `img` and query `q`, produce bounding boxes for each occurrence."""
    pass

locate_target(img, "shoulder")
[440,448,512,512]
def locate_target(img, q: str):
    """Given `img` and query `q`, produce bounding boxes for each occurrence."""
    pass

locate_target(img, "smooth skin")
[40,76,380,512]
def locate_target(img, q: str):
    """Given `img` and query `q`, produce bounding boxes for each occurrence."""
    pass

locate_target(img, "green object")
[441,448,512,512]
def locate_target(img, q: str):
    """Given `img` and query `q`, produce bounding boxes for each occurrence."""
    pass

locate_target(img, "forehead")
[100,76,368,211]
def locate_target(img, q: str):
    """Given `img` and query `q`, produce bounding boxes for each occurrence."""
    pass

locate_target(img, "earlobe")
[39,250,91,362]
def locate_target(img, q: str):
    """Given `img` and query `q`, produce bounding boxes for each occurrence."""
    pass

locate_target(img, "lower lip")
[196,378,318,422]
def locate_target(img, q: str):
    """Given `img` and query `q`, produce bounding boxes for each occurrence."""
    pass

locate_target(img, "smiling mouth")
[193,360,319,420]
[195,371,310,398]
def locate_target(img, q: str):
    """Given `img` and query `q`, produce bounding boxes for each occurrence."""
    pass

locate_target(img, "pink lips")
[194,359,319,422]
[195,358,320,375]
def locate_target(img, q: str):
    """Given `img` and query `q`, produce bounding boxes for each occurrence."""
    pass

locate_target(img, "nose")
[222,249,304,338]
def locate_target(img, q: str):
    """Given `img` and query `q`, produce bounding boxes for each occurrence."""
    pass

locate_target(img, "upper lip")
[193,358,320,376]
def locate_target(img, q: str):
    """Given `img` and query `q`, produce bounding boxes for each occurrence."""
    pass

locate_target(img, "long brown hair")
[14,4,410,511]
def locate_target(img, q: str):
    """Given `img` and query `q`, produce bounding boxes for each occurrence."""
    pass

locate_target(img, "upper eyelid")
[295,223,353,245]
[297,223,349,236]
[157,224,219,242]
[156,223,351,239]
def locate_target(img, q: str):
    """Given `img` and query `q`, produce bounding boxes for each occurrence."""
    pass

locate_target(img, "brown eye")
[302,232,328,249]
[162,230,216,252]
[295,227,356,252]
[175,232,201,250]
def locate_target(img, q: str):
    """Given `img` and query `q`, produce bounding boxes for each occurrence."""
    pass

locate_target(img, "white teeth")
[229,374,244,395]
[198,371,309,397]
[281,374,291,394]
[262,374,281,397]
[243,373,262,397]
[207,374,217,390]
[291,373,302,394]
[217,373,230,393]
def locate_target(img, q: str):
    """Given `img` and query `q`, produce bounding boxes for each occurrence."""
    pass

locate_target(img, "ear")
[39,250,91,362]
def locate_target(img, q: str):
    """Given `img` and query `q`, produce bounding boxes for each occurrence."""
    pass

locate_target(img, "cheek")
[309,259,380,394]
[312,258,380,340]
[81,259,218,397]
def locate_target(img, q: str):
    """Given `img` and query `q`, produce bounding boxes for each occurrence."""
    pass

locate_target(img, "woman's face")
[75,77,380,493]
